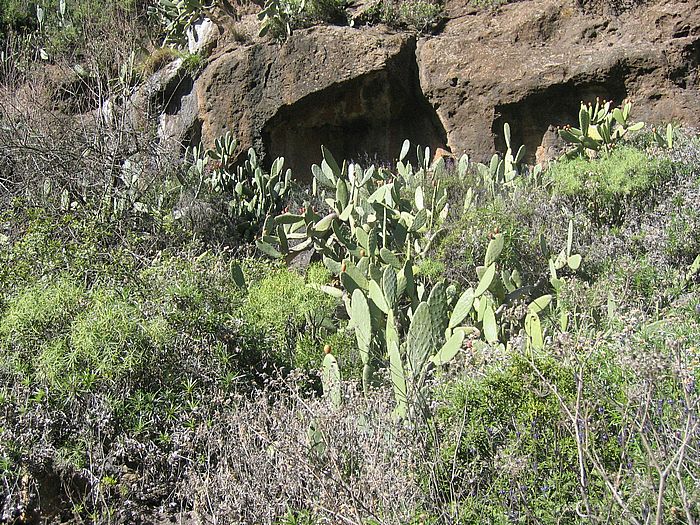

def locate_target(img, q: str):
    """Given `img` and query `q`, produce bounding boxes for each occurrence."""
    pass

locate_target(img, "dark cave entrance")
[491,80,628,162]
[262,45,447,181]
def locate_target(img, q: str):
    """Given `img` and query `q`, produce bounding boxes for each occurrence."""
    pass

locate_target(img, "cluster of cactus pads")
[318,223,569,418]
[186,132,292,235]
[476,123,528,197]
[559,100,645,158]
[256,142,449,267]
[257,136,582,419]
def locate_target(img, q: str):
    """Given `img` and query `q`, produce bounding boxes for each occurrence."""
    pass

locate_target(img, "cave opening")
[491,80,628,162]
[262,48,447,181]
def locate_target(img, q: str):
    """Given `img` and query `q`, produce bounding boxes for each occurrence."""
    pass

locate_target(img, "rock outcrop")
[195,25,446,177]
[157,0,700,174]
[419,0,700,161]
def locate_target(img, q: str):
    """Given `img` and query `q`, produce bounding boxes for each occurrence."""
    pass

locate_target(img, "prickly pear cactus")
[407,302,434,380]
[386,311,407,418]
[322,353,342,407]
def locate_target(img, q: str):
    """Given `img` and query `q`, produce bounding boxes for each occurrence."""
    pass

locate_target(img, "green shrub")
[548,146,672,225]
[27,288,168,392]
[665,198,700,264]
[0,209,151,298]
[0,0,37,36]
[415,257,445,283]
[141,252,241,336]
[436,354,582,523]
[0,278,84,351]
[396,0,442,31]
[305,261,332,287]
[242,266,336,364]
[435,321,700,523]
[180,51,203,74]
[68,290,161,379]
[363,0,442,32]
[556,254,680,329]
[435,196,533,286]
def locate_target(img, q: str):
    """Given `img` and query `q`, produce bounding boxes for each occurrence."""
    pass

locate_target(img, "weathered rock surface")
[196,25,446,176]
[170,0,700,173]
[419,0,700,160]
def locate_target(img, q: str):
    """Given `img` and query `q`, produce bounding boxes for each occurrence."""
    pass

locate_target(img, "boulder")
[187,17,220,55]
[196,25,447,178]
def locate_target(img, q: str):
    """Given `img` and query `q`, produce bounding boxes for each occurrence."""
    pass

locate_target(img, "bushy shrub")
[435,196,536,286]
[548,146,673,225]
[435,332,700,524]
[0,0,37,36]
[64,289,165,385]
[0,278,85,378]
[242,266,337,366]
[362,0,442,32]
[436,354,583,523]
[142,252,241,336]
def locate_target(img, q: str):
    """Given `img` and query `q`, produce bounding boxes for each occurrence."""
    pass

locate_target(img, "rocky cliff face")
[195,26,446,173]
[157,0,700,176]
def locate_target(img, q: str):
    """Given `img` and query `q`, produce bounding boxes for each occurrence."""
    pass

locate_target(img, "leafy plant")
[149,0,213,48]
[258,0,347,41]
[651,122,679,150]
